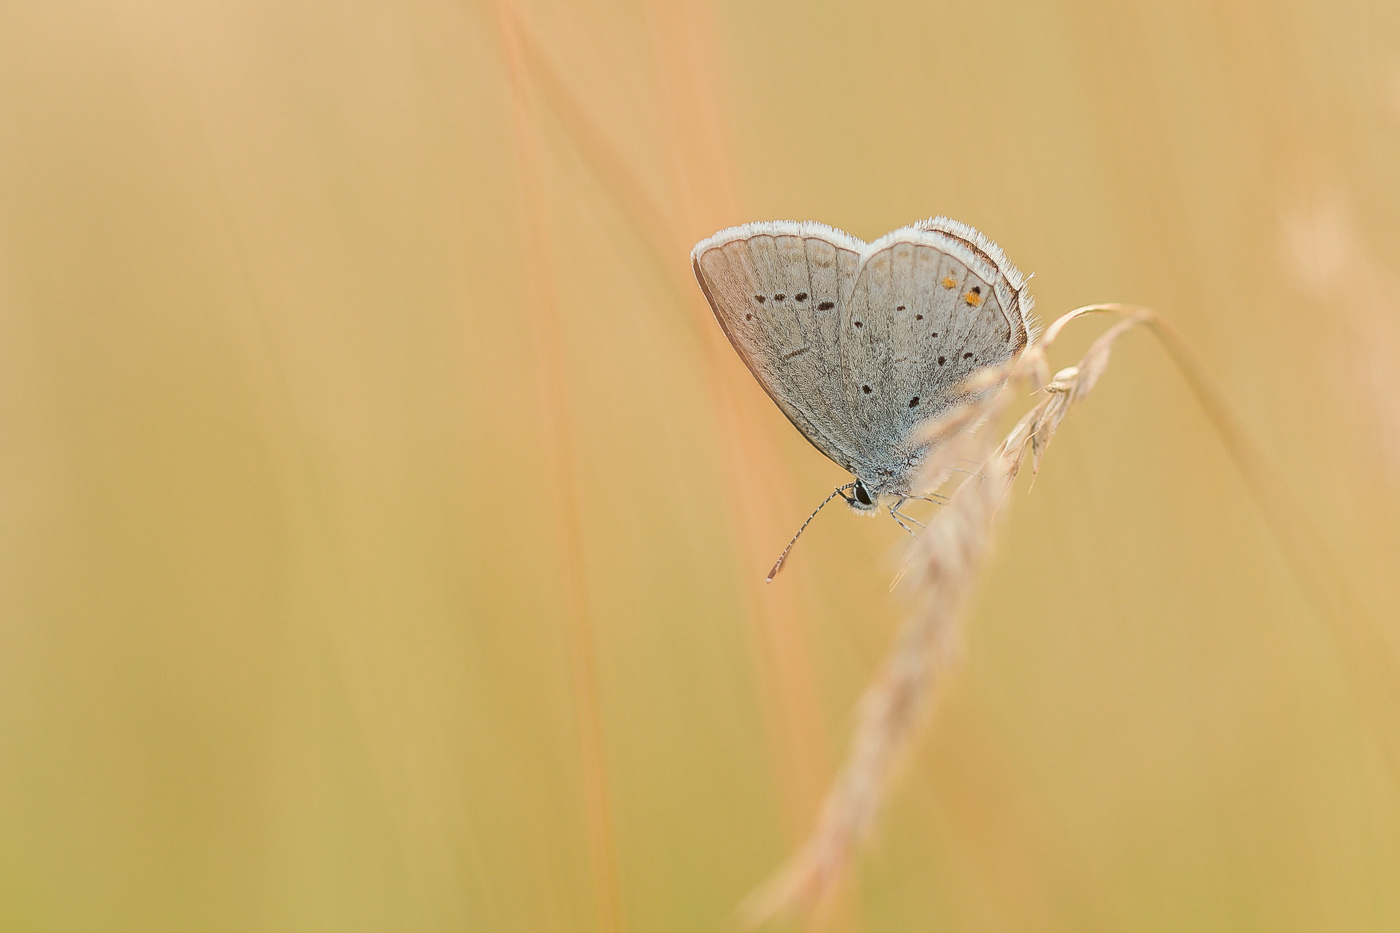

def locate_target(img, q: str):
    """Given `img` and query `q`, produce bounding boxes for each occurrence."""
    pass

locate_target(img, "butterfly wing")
[691,221,871,475]
[839,219,1035,483]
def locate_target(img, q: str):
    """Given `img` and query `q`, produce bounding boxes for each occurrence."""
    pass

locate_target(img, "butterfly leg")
[890,511,920,535]
[888,497,925,535]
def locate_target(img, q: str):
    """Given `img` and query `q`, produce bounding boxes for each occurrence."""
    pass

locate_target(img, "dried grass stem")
[741,303,1398,927]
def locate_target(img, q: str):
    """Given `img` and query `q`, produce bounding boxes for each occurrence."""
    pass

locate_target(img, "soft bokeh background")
[3,1,1400,930]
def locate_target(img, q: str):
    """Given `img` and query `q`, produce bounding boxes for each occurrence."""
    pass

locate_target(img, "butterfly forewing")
[693,224,867,474]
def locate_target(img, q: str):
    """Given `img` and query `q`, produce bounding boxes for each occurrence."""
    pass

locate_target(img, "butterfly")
[691,217,1035,578]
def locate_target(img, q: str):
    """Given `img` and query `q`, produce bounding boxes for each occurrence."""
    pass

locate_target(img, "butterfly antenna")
[766,484,856,583]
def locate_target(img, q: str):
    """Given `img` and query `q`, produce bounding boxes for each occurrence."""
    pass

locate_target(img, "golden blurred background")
[3,1,1400,930]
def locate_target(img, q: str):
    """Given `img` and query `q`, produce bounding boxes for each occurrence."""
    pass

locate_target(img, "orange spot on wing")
[941,276,957,288]
[964,291,982,306]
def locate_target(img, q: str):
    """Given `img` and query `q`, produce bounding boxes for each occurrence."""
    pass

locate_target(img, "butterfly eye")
[854,482,873,506]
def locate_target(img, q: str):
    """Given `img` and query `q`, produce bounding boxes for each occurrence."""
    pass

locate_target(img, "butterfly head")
[843,479,879,513]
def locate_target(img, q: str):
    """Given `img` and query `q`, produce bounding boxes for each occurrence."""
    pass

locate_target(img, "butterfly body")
[692,217,1035,511]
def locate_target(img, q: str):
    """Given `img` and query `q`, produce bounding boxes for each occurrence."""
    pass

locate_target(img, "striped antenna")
[766,484,856,582]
